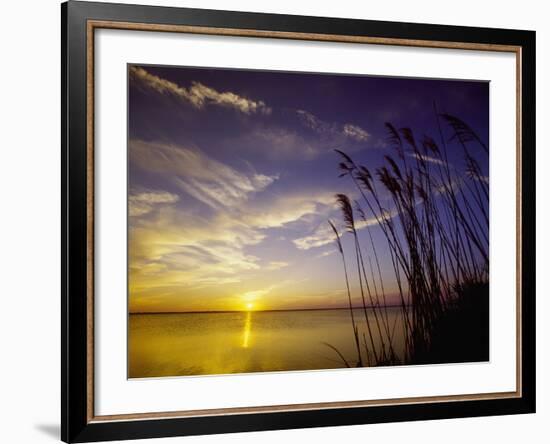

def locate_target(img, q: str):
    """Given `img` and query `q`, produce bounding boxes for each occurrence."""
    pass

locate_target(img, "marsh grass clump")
[329,112,489,366]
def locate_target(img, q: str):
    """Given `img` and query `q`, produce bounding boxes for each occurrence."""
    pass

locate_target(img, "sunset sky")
[128,65,488,313]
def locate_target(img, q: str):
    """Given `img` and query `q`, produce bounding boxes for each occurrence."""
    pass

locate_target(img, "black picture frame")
[62,1,536,442]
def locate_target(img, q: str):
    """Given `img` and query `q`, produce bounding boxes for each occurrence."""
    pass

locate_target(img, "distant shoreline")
[129,305,407,315]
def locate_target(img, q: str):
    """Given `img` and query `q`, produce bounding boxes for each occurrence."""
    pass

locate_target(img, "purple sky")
[127,64,488,313]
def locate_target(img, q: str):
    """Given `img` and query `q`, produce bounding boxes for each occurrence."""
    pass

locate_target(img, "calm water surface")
[129,308,406,378]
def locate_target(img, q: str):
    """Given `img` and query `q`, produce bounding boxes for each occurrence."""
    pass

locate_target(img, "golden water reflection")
[242,311,252,348]
[128,308,407,378]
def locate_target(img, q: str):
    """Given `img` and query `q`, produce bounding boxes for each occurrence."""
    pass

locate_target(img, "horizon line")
[129,304,407,315]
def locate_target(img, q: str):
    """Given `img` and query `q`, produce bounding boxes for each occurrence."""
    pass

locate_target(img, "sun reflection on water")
[242,311,252,348]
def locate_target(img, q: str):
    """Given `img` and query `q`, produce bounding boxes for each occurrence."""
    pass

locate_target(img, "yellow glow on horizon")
[238,287,274,312]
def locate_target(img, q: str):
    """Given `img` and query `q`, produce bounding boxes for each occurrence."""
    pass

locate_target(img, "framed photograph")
[62,1,536,442]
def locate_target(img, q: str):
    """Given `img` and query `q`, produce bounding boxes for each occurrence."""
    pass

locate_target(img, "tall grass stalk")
[329,112,489,366]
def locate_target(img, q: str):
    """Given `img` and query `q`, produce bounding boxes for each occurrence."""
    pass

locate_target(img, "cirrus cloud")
[296,109,370,142]
[130,139,279,210]
[129,189,179,217]
[343,124,370,141]
[130,66,272,115]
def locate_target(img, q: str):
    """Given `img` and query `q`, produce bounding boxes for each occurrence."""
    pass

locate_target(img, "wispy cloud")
[129,191,331,310]
[128,141,340,308]
[466,171,489,185]
[130,140,278,209]
[296,109,370,142]
[297,109,324,131]
[240,287,274,301]
[408,152,447,166]
[129,189,179,217]
[316,249,336,259]
[240,127,318,160]
[343,124,370,141]
[129,206,266,295]
[239,279,298,303]
[128,189,340,310]
[130,66,271,115]
[293,207,398,251]
[266,261,290,270]
[244,191,334,229]
[292,223,335,250]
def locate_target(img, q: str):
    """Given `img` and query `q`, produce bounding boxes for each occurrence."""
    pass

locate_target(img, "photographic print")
[127,65,489,378]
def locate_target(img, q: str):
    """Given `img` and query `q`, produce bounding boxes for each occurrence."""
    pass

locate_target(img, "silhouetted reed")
[329,112,489,366]
[328,220,363,366]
